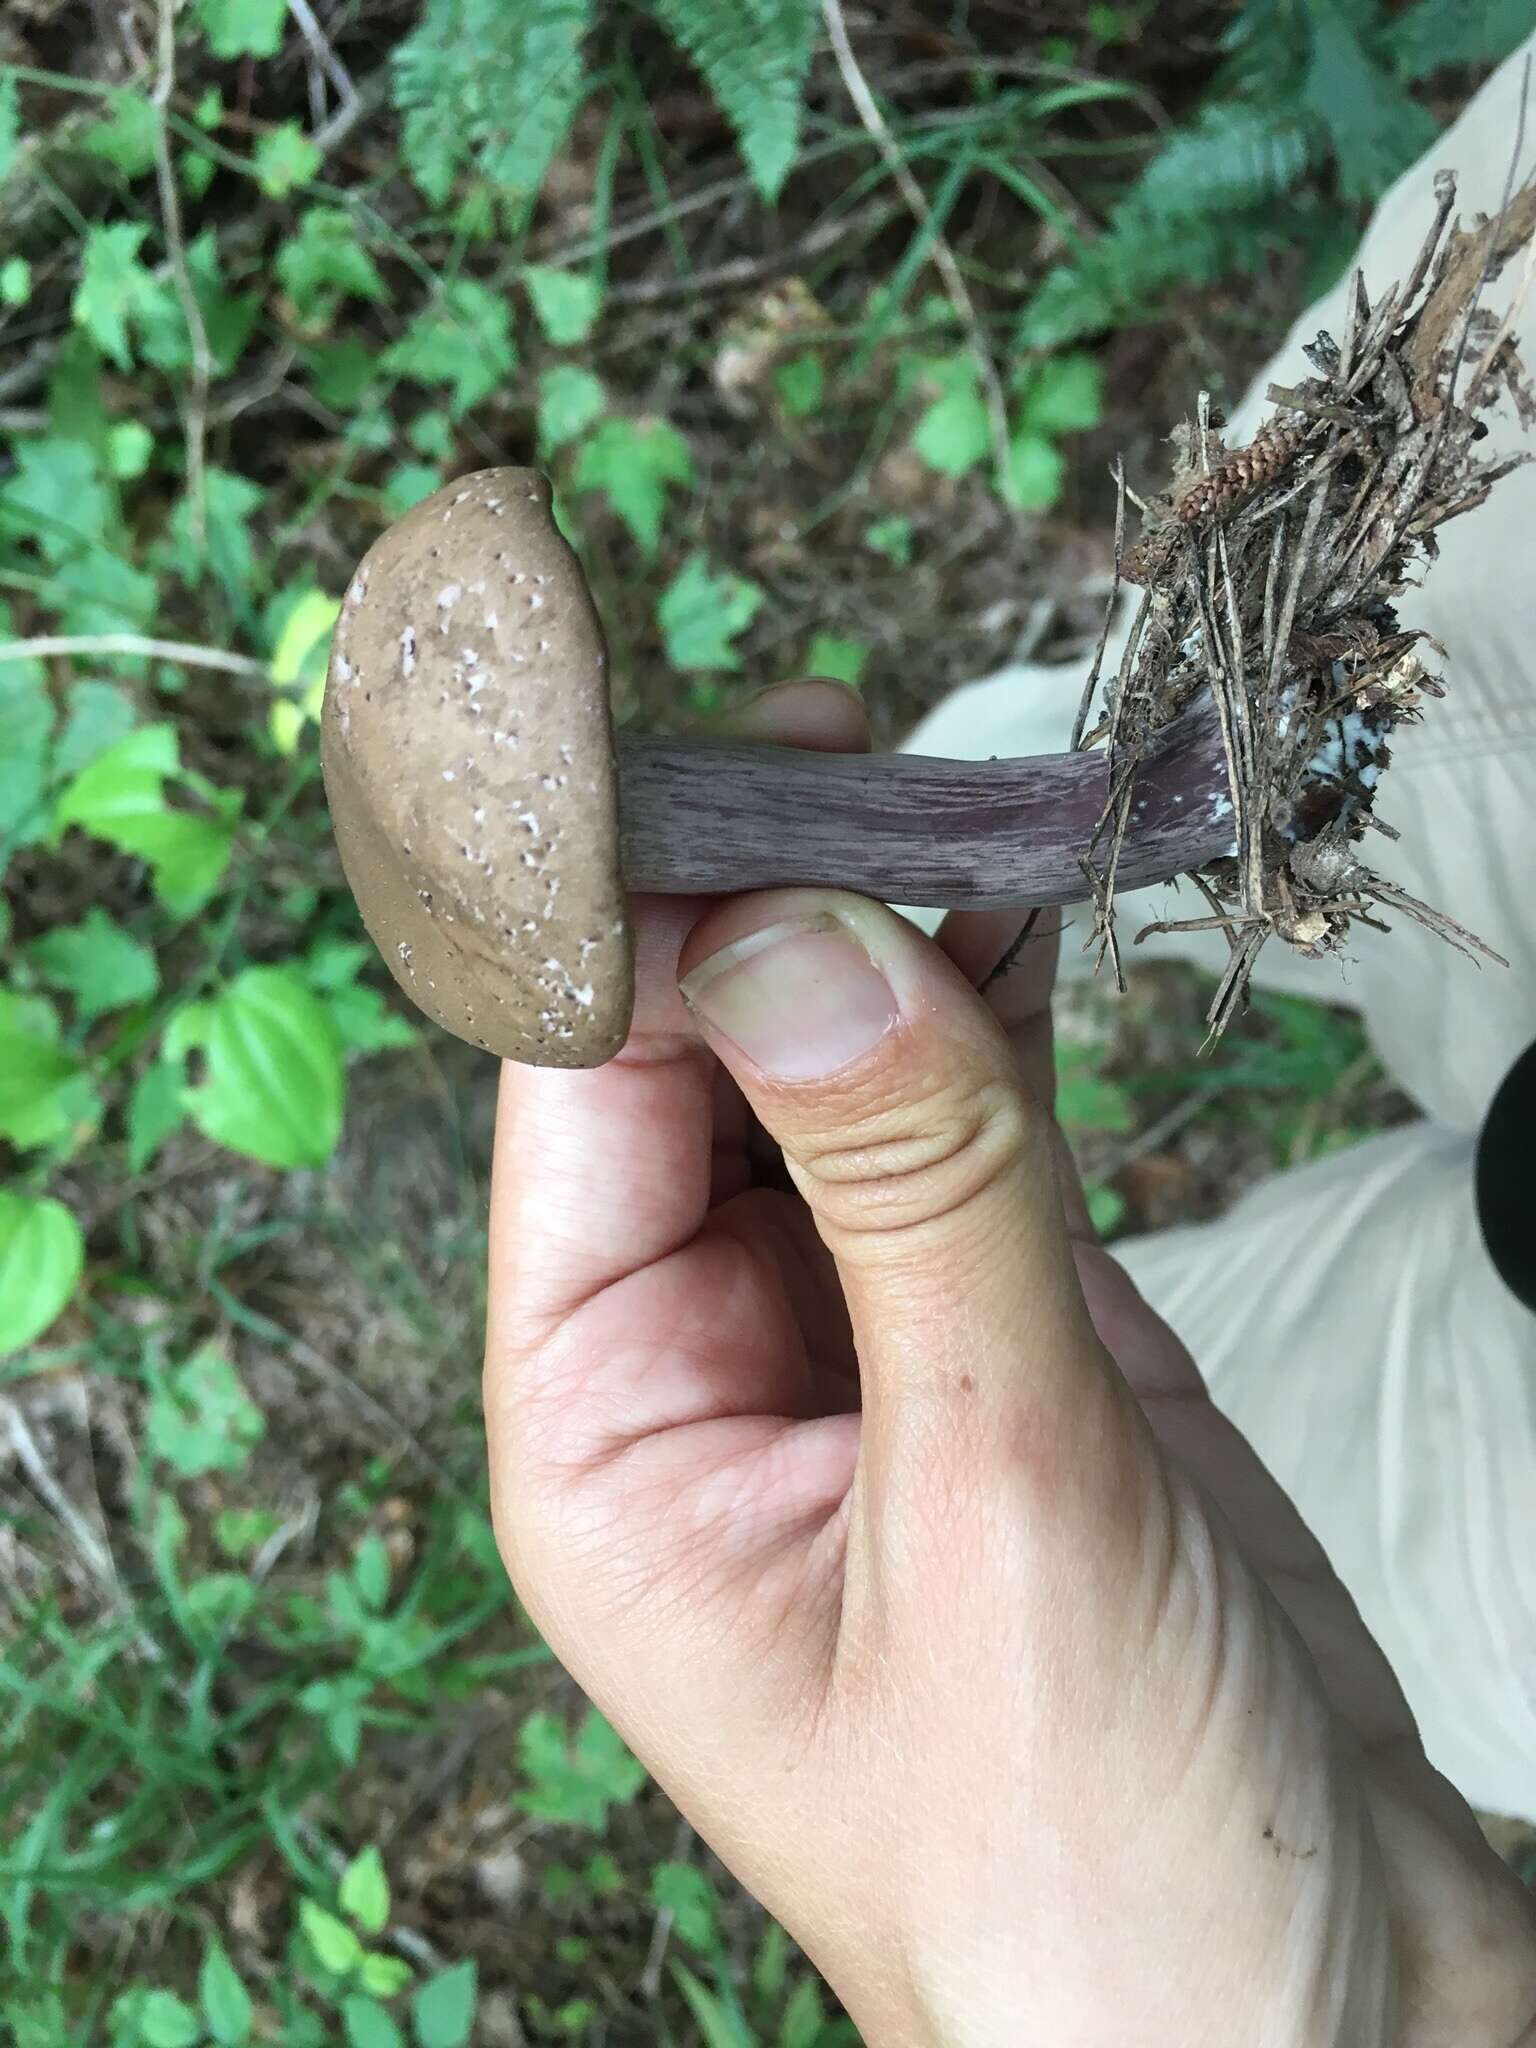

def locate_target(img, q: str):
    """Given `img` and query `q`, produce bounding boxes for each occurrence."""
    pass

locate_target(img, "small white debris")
[400,627,417,678]
[442,769,456,782]
[436,583,462,609]
[333,653,354,683]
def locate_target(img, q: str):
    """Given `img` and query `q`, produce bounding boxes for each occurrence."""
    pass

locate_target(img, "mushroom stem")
[616,700,1234,908]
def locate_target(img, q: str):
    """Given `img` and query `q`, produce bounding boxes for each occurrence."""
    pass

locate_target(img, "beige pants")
[902,43,1536,1822]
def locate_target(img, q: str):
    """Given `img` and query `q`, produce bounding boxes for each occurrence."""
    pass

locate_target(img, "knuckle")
[791,1078,1045,1241]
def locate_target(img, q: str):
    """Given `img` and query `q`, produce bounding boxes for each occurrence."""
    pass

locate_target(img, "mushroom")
[322,468,1233,1067]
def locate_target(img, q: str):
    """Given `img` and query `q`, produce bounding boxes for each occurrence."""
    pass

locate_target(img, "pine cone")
[1174,421,1306,525]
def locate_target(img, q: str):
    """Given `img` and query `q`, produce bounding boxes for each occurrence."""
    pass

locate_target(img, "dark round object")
[1474,1034,1536,1313]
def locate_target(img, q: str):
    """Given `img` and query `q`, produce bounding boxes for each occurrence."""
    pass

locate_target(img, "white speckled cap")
[321,468,633,1067]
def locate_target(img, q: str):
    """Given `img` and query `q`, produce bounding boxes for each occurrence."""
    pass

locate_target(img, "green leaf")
[1,435,111,560]
[83,96,158,177]
[912,358,990,477]
[358,1953,414,1999]
[300,1898,364,1976]
[516,1708,646,1831]
[657,554,764,672]
[73,222,154,370]
[571,415,693,554]
[172,466,265,600]
[138,1990,201,2048]
[804,633,867,687]
[650,0,817,200]
[0,635,52,849]
[411,1960,477,2048]
[382,278,516,415]
[200,1940,253,2046]
[392,0,593,208]
[146,1342,265,1477]
[1301,13,1437,205]
[128,1058,187,1172]
[107,420,154,479]
[1086,1183,1127,1236]
[778,1975,826,2048]
[1,255,31,306]
[523,265,601,345]
[0,993,81,1150]
[215,1507,282,1559]
[863,513,912,565]
[253,119,321,197]
[670,1963,753,2048]
[163,965,344,1169]
[1137,104,1311,220]
[774,352,824,418]
[54,682,136,778]
[277,207,387,321]
[351,1533,393,1615]
[198,0,288,59]
[340,1844,391,1934]
[1391,0,1536,76]
[0,69,19,182]
[53,725,237,915]
[343,1997,404,2048]
[1016,352,1103,435]
[649,1863,720,1951]
[537,364,606,451]
[0,1193,84,1355]
[1000,430,1065,512]
[28,907,159,1020]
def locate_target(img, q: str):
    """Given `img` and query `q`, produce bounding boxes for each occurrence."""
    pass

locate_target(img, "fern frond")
[1137,104,1312,219]
[1390,0,1536,80]
[1301,9,1438,203]
[646,0,817,200]
[392,0,594,208]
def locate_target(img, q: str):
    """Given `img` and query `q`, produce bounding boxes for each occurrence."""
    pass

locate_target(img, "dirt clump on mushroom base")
[1068,175,1536,1047]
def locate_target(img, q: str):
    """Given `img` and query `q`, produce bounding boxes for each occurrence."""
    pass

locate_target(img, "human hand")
[484,681,1536,2047]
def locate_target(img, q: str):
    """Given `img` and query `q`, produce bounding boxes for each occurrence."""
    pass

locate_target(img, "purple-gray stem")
[616,703,1233,909]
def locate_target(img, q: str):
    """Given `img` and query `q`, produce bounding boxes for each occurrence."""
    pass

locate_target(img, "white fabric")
[900,40,1536,1820]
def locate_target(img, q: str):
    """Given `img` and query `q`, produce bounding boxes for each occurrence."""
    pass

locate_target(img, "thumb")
[677,887,1113,1437]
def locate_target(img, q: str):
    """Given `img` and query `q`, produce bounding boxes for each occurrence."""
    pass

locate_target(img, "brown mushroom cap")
[321,468,633,1067]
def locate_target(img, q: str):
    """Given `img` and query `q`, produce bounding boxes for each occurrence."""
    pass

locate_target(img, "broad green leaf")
[571,416,692,555]
[379,463,442,522]
[912,359,990,477]
[358,1953,413,1999]
[779,1975,827,2048]
[138,1989,200,2048]
[1,255,31,305]
[83,96,158,177]
[0,993,80,1150]
[649,1863,719,1951]
[1000,431,1065,512]
[200,1939,253,2046]
[523,264,601,345]
[28,907,158,1020]
[107,420,153,478]
[339,1844,390,1934]
[342,1996,403,2048]
[53,724,237,914]
[863,514,912,566]
[1087,1184,1127,1236]
[300,1898,364,1976]
[277,207,387,321]
[411,1960,477,2048]
[1016,352,1103,434]
[516,1708,646,1830]
[774,352,824,418]
[128,1057,187,1171]
[72,222,161,370]
[0,634,52,849]
[214,1507,282,1559]
[658,554,763,673]
[351,1534,393,1616]
[146,1342,264,1477]
[172,465,265,599]
[0,436,111,559]
[268,588,341,749]
[198,0,288,59]
[54,682,136,777]
[253,120,321,197]
[185,1571,258,1635]
[0,1193,84,1354]
[537,365,606,450]
[804,633,867,687]
[164,965,343,1168]
[382,278,515,415]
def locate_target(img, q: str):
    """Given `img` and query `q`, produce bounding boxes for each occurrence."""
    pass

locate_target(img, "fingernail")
[679,912,899,1080]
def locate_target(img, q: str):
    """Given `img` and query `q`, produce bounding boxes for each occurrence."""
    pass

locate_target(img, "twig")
[602,197,902,304]
[0,634,270,677]
[821,0,1013,491]
[152,0,213,552]
[286,0,358,132]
